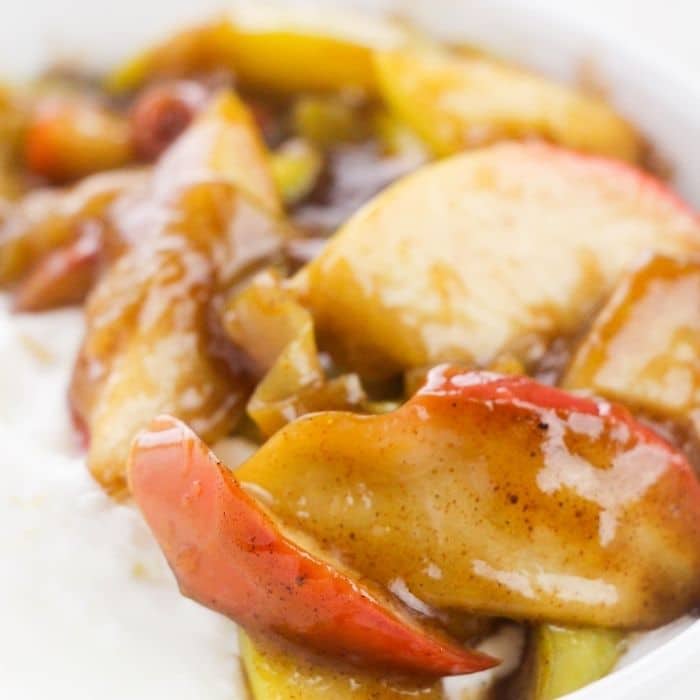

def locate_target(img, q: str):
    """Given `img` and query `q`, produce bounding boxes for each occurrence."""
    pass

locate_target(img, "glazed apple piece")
[295,143,700,380]
[12,228,100,311]
[270,138,323,207]
[128,415,497,677]
[24,94,133,182]
[107,10,402,95]
[70,92,287,494]
[124,89,281,216]
[374,47,641,161]
[564,254,700,422]
[224,270,366,436]
[237,366,700,629]
[0,84,26,207]
[223,270,319,378]
[0,168,146,286]
[505,626,623,700]
[240,631,444,699]
[68,192,272,494]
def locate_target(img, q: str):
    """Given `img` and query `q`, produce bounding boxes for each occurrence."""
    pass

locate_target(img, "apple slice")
[12,228,100,311]
[564,253,700,422]
[374,47,641,161]
[24,95,133,183]
[237,366,700,629]
[296,143,700,379]
[505,625,623,700]
[69,92,287,494]
[0,168,146,286]
[223,270,366,436]
[239,631,444,699]
[140,89,282,215]
[128,415,497,677]
[107,10,402,95]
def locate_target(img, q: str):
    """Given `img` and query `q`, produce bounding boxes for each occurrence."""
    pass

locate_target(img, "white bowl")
[1,1,698,698]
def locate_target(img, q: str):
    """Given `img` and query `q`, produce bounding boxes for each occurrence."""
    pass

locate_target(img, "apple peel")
[128,414,498,677]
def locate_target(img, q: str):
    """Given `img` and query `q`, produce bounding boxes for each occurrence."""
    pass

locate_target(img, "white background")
[539,1,700,69]
[1,1,699,77]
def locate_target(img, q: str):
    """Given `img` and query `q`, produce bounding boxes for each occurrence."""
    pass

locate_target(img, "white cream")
[0,296,246,700]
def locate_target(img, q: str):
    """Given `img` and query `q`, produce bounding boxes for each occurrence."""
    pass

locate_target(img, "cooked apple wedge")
[240,631,444,699]
[108,10,402,95]
[564,254,700,422]
[24,95,133,183]
[0,84,26,207]
[129,415,497,677]
[505,626,623,700]
[0,168,146,286]
[70,92,287,494]
[12,228,100,311]
[223,270,320,378]
[237,366,700,629]
[374,47,641,161]
[296,144,700,379]
[138,89,281,215]
[68,195,267,495]
[224,271,366,436]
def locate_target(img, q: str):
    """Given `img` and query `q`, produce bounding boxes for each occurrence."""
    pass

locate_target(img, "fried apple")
[296,144,700,379]
[12,228,100,311]
[0,83,26,206]
[24,95,133,182]
[0,168,146,286]
[224,270,365,436]
[505,626,623,700]
[129,415,497,677]
[70,92,287,494]
[240,631,444,699]
[374,47,641,161]
[236,367,700,629]
[564,254,700,422]
[108,10,402,95]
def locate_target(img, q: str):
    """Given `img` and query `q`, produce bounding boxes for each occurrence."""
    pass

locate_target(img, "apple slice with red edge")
[13,228,101,312]
[296,143,700,380]
[236,366,700,629]
[128,414,498,677]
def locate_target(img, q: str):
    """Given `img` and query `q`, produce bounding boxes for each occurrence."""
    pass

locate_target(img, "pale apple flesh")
[564,253,700,422]
[374,47,641,161]
[107,15,386,96]
[224,270,367,437]
[504,626,623,700]
[295,143,700,380]
[236,366,700,629]
[128,415,498,677]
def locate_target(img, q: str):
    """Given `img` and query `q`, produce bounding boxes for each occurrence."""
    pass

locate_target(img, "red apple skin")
[237,366,700,629]
[24,97,133,183]
[13,228,101,312]
[296,143,700,381]
[128,415,498,677]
